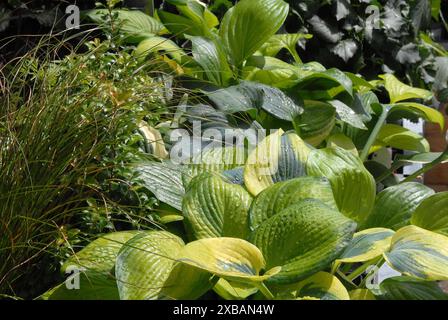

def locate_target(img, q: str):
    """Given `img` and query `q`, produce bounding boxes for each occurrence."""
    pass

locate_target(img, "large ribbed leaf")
[182,173,253,240]
[291,272,350,300]
[178,237,276,283]
[213,278,258,300]
[296,68,353,97]
[376,276,448,300]
[249,177,338,230]
[349,289,376,300]
[295,100,336,146]
[244,130,311,196]
[389,102,445,131]
[411,192,448,236]
[44,232,140,300]
[335,228,395,264]
[133,161,187,210]
[371,124,430,153]
[362,182,434,230]
[306,146,375,223]
[384,226,448,281]
[115,231,183,300]
[251,199,357,285]
[219,0,289,66]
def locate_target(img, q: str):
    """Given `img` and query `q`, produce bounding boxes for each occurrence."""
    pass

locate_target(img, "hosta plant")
[43,130,448,300]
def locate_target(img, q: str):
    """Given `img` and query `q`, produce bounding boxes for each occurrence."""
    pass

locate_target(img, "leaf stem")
[360,104,388,162]
[256,282,275,300]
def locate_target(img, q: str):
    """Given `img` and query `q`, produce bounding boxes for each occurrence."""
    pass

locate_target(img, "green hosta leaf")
[371,124,430,153]
[115,231,213,300]
[291,272,350,300]
[376,276,448,300]
[208,81,303,121]
[157,10,205,37]
[306,146,376,223]
[296,68,353,97]
[295,100,336,146]
[182,173,253,240]
[411,192,448,236]
[188,36,232,86]
[219,0,289,66]
[336,228,395,264]
[349,289,376,300]
[389,102,445,131]
[328,100,367,130]
[384,225,448,281]
[244,130,311,196]
[86,9,164,43]
[380,74,432,103]
[133,161,187,211]
[362,182,434,230]
[249,177,338,230]
[179,237,276,283]
[213,278,258,300]
[396,152,448,165]
[251,199,357,285]
[258,33,312,62]
[135,36,184,63]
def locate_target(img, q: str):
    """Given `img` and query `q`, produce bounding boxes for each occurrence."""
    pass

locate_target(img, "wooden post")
[423,103,448,191]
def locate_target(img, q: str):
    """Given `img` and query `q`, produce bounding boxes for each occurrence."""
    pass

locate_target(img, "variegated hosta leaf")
[327,133,358,156]
[44,232,140,300]
[380,74,432,103]
[376,276,448,300]
[116,231,184,300]
[384,225,448,281]
[244,129,311,196]
[178,237,276,283]
[411,191,448,236]
[295,100,336,146]
[251,199,357,285]
[189,146,247,179]
[182,173,253,240]
[213,278,258,300]
[137,122,169,158]
[249,177,338,230]
[349,289,376,300]
[362,182,434,230]
[306,146,376,223]
[335,228,395,264]
[133,161,187,210]
[291,272,350,300]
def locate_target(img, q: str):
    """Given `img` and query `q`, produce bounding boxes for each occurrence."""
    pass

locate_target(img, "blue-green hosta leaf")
[188,36,232,86]
[291,272,350,300]
[375,276,448,300]
[219,0,289,66]
[182,173,253,240]
[208,81,303,121]
[249,177,338,230]
[362,182,435,230]
[370,124,430,153]
[335,228,395,264]
[115,231,213,300]
[349,289,376,300]
[328,100,367,129]
[389,102,445,131]
[411,192,448,236]
[295,100,336,146]
[380,74,432,103]
[383,225,448,281]
[251,199,357,285]
[133,161,188,210]
[135,36,184,63]
[306,146,376,223]
[213,278,258,300]
[86,10,164,43]
[244,129,311,196]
